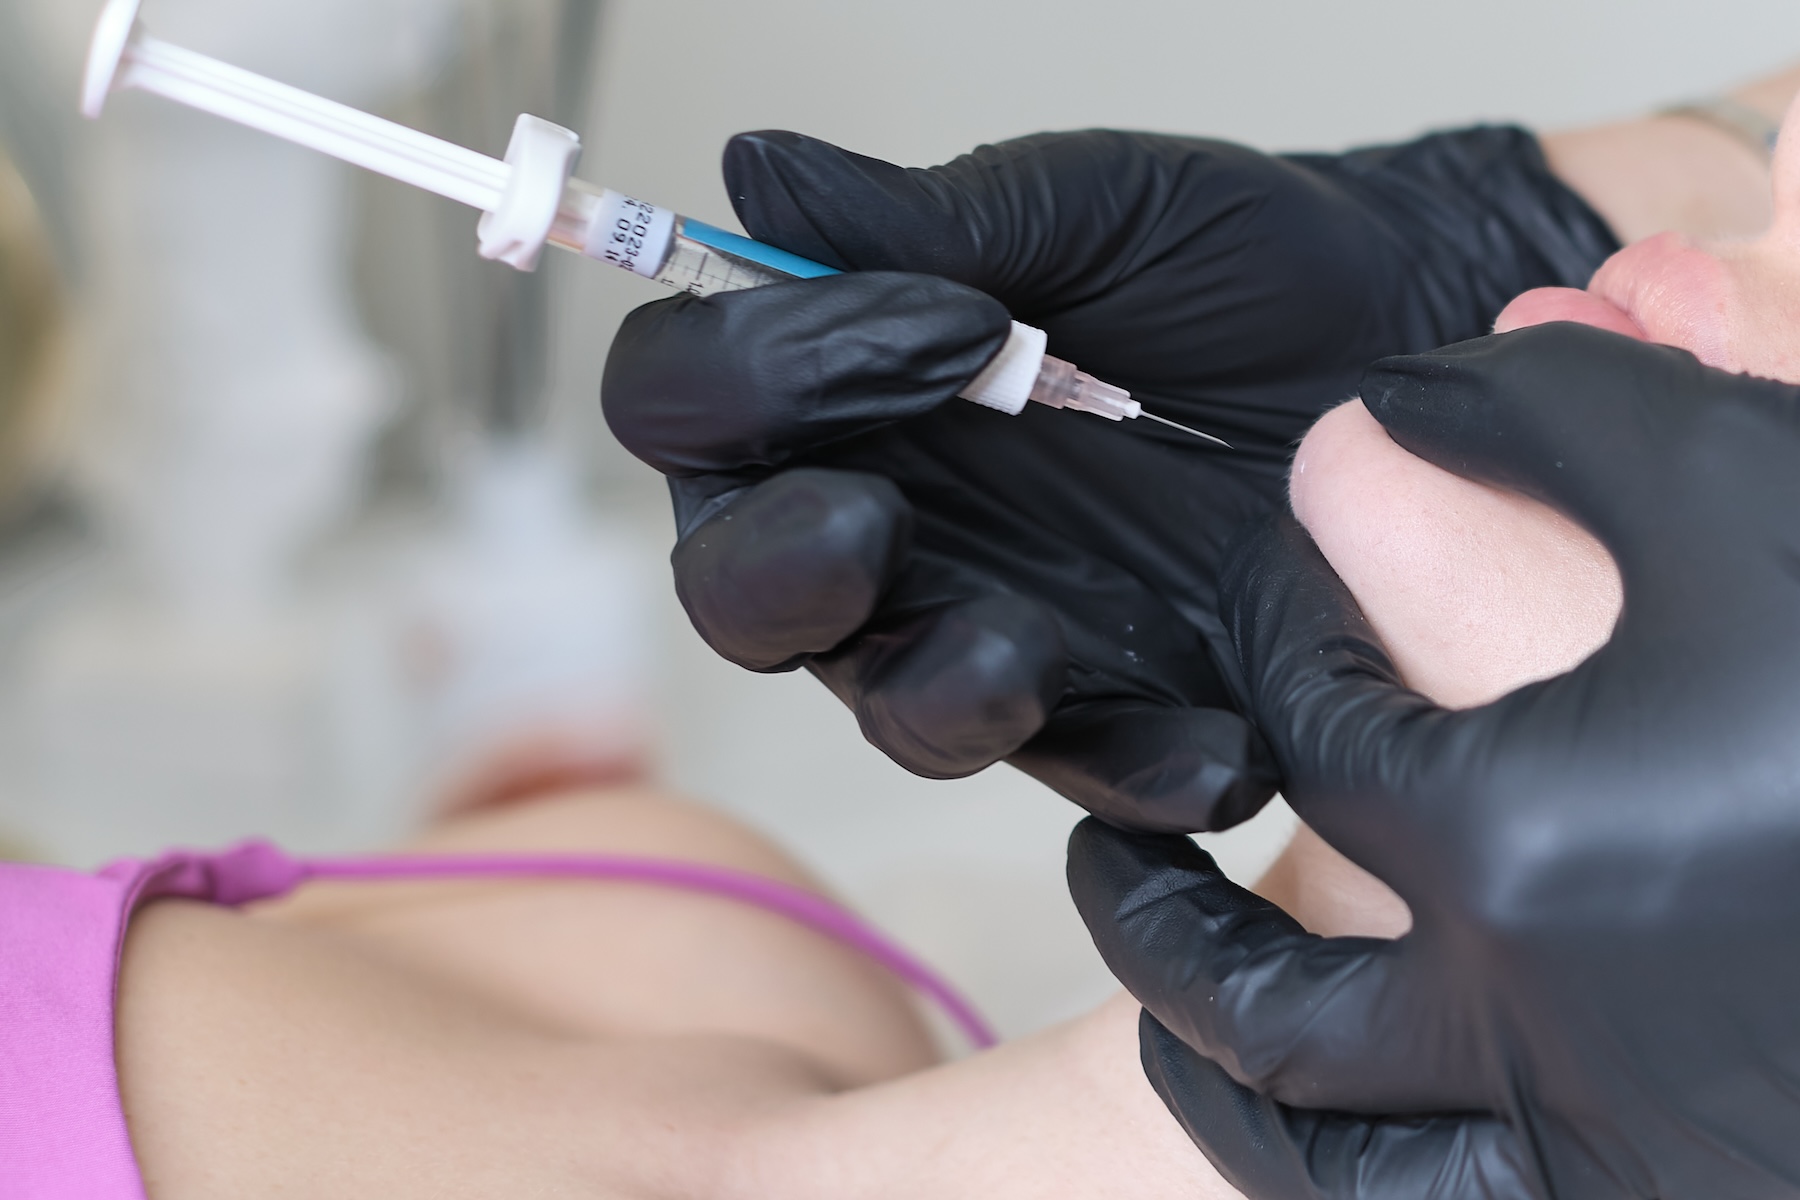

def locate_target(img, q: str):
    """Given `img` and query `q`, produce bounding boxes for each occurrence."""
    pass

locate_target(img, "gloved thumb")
[1067,817,1488,1114]
[602,272,1010,478]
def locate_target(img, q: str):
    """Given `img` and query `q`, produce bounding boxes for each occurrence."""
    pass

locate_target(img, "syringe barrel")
[547,182,1133,420]
[653,231,796,294]
[550,181,831,295]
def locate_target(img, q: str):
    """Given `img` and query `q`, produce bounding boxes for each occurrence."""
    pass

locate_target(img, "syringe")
[81,0,1228,444]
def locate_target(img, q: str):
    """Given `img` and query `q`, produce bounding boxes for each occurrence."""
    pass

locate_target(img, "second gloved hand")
[1071,324,1800,1199]
[603,126,1615,832]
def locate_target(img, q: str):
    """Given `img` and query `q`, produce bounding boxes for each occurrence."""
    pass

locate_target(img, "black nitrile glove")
[602,127,1616,832]
[1070,322,1800,1198]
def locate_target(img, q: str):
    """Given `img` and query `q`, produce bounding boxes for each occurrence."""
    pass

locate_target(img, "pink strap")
[295,851,998,1050]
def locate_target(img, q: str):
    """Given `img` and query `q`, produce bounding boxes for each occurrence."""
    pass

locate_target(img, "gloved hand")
[602,126,1616,831]
[1069,322,1800,1198]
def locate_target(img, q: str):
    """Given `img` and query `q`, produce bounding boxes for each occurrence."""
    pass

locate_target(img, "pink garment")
[0,841,993,1200]
[0,843,307,1200]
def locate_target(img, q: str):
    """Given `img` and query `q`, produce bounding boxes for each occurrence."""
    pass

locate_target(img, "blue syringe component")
[681,219,842,281]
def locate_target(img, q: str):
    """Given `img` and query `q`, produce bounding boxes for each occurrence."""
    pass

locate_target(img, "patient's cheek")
[1288,402,1624,709]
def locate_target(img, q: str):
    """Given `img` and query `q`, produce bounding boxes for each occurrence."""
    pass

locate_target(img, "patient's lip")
[1494,287,1646,339]
[1587,232,1735,369]
[1497,234,1736,369]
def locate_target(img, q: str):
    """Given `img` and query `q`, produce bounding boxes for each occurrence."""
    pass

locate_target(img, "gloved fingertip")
[722,129,976,277]
[1359,322,1703,480]
[721,131,846,267]
[674,469,913,671]
[1022,702,1276,835]
[1137,1013,1316,1200]
[723,130,919,269]
[1356,335,1499,452]
[847,593,1065,778]
[723,129,835,187]
[1066,815,1221,898]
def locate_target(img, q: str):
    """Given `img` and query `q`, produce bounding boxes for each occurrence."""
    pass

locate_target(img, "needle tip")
[1140,409,1232,449]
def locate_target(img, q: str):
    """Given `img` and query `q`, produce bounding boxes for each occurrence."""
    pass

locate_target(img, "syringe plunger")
[82,0,1221,438]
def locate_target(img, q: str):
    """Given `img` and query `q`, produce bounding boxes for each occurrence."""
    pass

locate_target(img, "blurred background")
[0,0,1794,1039]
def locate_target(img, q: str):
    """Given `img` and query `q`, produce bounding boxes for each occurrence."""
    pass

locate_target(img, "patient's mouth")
[1495,230,1739,373]
[1585,232,1736,368]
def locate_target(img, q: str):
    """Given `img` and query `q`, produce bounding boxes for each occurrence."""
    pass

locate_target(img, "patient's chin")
[1493,287,1646,338]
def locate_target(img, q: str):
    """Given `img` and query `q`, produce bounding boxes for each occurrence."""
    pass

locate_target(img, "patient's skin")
[1536,65,1792,246]
[120,791,924,1199]
[120,789,1224,1200]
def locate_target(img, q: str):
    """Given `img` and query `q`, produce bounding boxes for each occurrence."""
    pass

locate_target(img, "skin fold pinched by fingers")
[1288,398,1621,710]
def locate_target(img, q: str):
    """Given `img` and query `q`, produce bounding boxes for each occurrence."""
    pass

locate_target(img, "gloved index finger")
[724,131,942,275]
[1068,818,1489,1115]
[602,271,1011,478]
[1359,322,1800,578]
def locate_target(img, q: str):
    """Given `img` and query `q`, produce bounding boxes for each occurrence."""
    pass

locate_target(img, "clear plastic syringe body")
[548,181,793,295]
[546,180,1141,421]
[78,0,1147,425]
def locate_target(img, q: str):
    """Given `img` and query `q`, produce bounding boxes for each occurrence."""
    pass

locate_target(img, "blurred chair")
[0,0,76,519]
[355,0,602,459]
[0,147,66,863]
[0,0,649,867]
[10,0,465,861]
[355,2,660,814]
[0,149,64,517]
